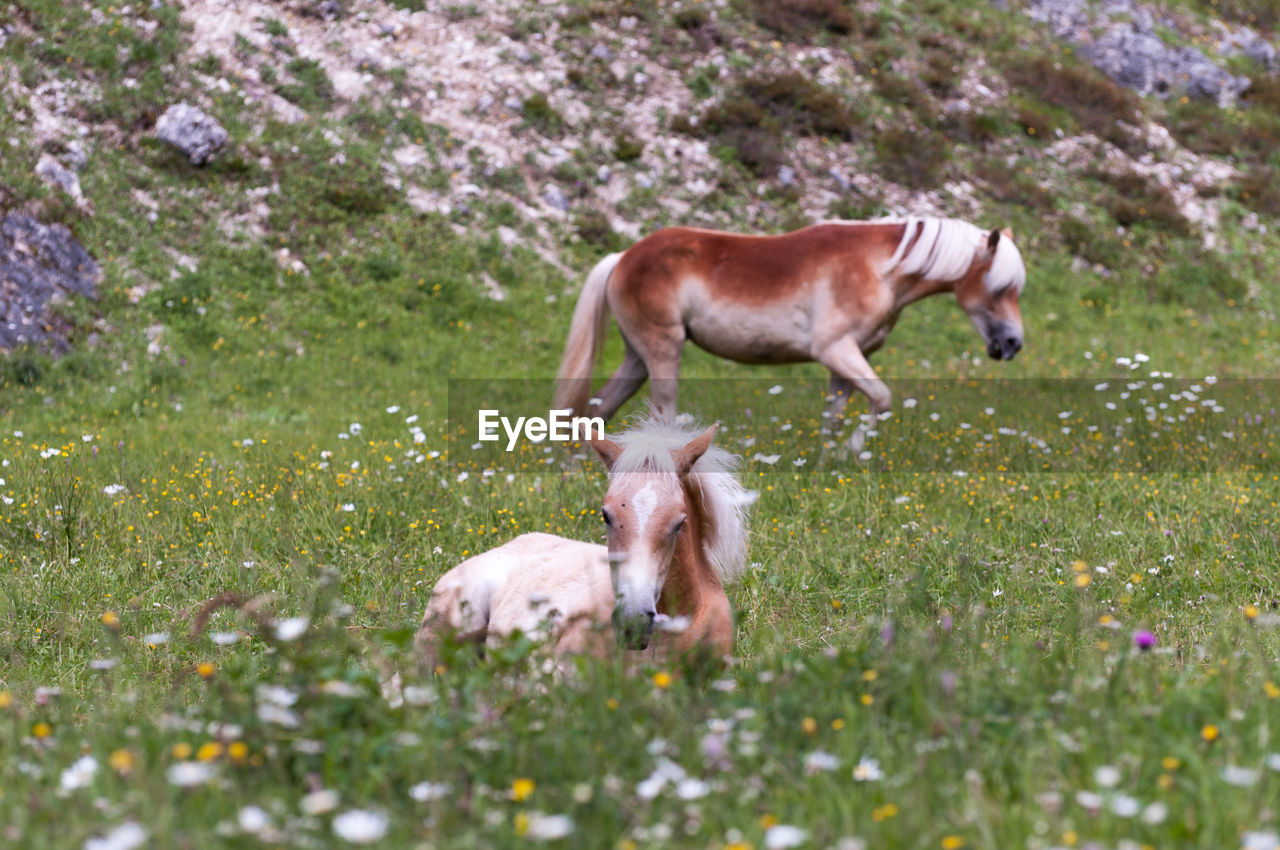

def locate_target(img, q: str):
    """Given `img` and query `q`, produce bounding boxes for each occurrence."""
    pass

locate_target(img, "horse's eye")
[671,516,686,536]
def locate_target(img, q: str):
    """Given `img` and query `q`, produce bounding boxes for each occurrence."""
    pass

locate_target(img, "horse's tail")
[553,252,623,416]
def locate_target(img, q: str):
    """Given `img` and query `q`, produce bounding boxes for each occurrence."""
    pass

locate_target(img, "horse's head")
[589,425,718,650]
[955,227,1026,361]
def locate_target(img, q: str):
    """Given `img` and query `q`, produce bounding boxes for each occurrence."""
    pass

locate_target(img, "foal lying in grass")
[416,418,755,666]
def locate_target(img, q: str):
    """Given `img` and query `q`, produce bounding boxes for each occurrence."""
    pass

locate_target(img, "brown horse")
[554,216,1026,446]
[415,417,754,664]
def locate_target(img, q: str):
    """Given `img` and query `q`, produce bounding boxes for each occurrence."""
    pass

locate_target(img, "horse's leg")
[643,332,685,420]
[813,336,891,453]
[590,344,649,422]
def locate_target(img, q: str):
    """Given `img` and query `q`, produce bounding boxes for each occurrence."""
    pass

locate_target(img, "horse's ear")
[987,228,1001,254]
[589,437,624,471]
[1001,226,1014,241]
[674,423,718,476]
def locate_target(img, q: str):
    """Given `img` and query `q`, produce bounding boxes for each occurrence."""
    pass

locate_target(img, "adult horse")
[553,216,1027,442]
[415,418,754,664]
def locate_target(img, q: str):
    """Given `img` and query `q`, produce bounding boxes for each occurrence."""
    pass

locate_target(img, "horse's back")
[417,533,611,654]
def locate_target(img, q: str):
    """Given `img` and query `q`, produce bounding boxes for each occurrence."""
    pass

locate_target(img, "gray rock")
[542,184,570,212]
[590,43,613,62]
[35,154,83,202]
[512,44,534,64]
[0,212,101,352]
[596,164,612,183]
[476,94,495,113]
[1220,28,1277,70]
[777,165,796,186]
[503,97,522,112]
[155,103,229,165]
[317,0,342,21]
[1080,26,1250,103]
[635,172,653,189]
[64,140,87,172]
[1024,0,1253,104]
[827,167,850,192]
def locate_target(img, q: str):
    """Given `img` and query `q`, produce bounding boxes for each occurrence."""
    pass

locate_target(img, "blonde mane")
[608,415,755,584]
[882,216,1026,295]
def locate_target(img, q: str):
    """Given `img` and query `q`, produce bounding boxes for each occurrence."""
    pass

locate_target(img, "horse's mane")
[881,216,1026,295]
[608,414,755,584]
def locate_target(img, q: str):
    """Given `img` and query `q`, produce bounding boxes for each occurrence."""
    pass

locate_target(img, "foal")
[554,216,1027,442]
[415,419,753,664]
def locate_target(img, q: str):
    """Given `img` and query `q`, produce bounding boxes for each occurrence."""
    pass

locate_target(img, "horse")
[415,417,754,666]
[553,216,1027,446]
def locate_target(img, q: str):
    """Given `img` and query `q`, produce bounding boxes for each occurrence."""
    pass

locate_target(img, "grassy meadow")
[3,0,1280,847]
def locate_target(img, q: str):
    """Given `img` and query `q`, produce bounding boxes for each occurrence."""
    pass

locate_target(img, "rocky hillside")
[2,0,1279,366]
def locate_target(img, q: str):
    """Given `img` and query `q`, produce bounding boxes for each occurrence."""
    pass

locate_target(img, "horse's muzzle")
[612,607,655,650]
[988,331,1023,360]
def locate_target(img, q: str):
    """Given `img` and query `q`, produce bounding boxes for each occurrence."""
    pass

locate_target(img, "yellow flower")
[514,812,530,836]
[32,722,52,739]
[860,694,874,706]
[197,742,224,762]
[801,717,817,735]
[109,749,135,774]
[512,778,535,802]
[831,718,845,731]
[1074,573,1091,588]
[101,611,120,629]
[1201,724,1219,742]
[1162,756,1180,771]
[228,742,249,763]
[172,742,193,759]
[196,661,216,678]
[652,671,672,689]
[606,697,619,710]
[1264,682,1280,700]
[725,844,753,850]
[862,669,878,682]
[942,837,966,849]
[1244,604,1259,621]
[0,691,12,710]
[759,814,778,829]
[1070,560,1087,573]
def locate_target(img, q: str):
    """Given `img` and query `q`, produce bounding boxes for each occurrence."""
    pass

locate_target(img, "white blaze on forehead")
[631,481,658,535]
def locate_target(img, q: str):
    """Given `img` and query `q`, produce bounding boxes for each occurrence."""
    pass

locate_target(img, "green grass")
[4,0,1280,847]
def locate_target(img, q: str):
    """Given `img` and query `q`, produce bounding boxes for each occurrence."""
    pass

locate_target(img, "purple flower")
[1133,630,1156,651]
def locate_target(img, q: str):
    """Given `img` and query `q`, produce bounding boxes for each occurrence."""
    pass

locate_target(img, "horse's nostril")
[645,610,656,623]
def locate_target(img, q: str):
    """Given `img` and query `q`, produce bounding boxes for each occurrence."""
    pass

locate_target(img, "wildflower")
[273,617,309,641]
[1094,765,1120,788]
[941,838,965,850]
[1223,765,1260,787]
[332,810,388,844]
[109,749,134,774]
[1246,605,1260,621]
[1074,573,1091,588]
[196,661,216,678]
[1243,833,1280,850]
[238,806,270,834]
[84,822,147,850]
[801,717,817,734]
[1109,794,1140,817]
[301,789,340,815]
[803,751,839,774]
[166,761,215,787]
[1132,630,1156,650]
[59,755,99,792]
[853,757,882,782]
[525,813,574,841]
[1267,753,1280,772]
[676,778,710,800]
[143,632,169,647]
[228,742,249,764]
[101,611,120,629]
[1202,724,1220,742]
[1141,802,1168,825]
[512,778,536,802]
[652,671,672,689]
[764,825,808,849]
[196,742,224,762]
[1265,682,1280,699]
[1075,790,1103,812]
[102,484,126,496]
[408,781,451,802]
[0,691,11,709]
[211,631,239,646]
[32,722,52,739]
